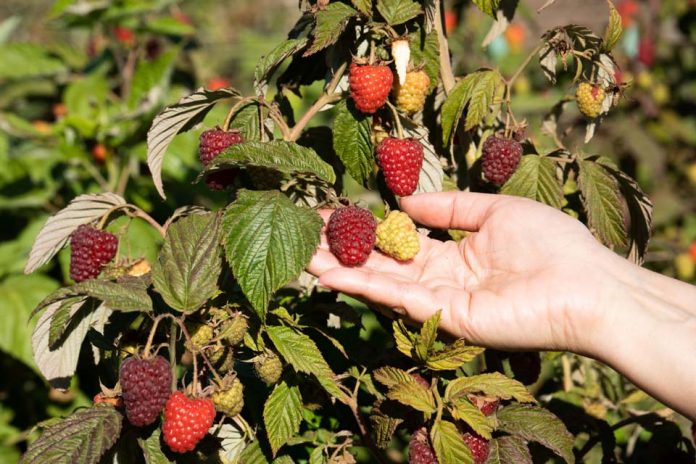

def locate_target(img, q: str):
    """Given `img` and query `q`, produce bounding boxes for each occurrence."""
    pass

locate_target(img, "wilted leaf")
[370,413,403,449]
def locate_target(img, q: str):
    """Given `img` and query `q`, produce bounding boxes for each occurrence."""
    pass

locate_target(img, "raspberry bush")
[9,0,695,463]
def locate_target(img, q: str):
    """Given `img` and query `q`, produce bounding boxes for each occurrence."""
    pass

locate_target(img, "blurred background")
[0,0,694,461]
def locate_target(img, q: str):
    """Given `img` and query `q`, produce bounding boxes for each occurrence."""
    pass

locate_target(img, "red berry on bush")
[199,128,244,190]
[327,206,377,267]
[163,391,216,453]
[462,432,490,464]
[376,137,423,197]
[409,427,438,464]
[349,63,393,114]
[481,136,522,186]
[69,225,118,282]
[120,356,172,426]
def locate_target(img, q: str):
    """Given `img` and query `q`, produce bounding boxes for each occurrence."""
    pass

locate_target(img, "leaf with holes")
[501,155,563,208]
[263,381,303,455]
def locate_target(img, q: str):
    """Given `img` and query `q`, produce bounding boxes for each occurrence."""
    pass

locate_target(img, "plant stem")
[386,101,404,138]
[115,161,131,197]
[143,314,166,357]
[223,96,255,131]
[128,206,166,237]
[169,320,177,391]
[433,0,455,93]
[505,43,543,90]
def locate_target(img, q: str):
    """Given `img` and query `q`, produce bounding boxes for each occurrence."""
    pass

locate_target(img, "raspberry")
[509,351,542,385]
[219,313,248,346]
[198,128,243,190]
[327,206,377,267]
[408,427,437,464]
[410,373,430,389]
[187,323,214,352]
[461,432,490,464]
[376,211,420,261]
[255,352,283,385]
[69,225,118,282]
[349,63,393,114]
[120,356,172,426]
[212,377,244,417]
[163,391,216,453]
[468,395,499,416]
[393,70,430,114]
[576,82,605,119]
[481,136,522,186]
[376,137,423,197]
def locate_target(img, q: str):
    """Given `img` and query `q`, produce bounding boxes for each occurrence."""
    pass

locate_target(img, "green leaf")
[305,3,358,56]
[497,404,575,463]
[127,48,179,110]
[373,367,435,414]
[212,423,247,464]
[48,297,92,348]
[392,320,415,358]
[263,382,303,456]
[430,420,474,464]
[441,73,478,144]
[145,17,195,36]
[602,0,622,52]
[211,140,335,184]
[228,102,263,142]
[445,372,534,403]
[408,30,440,92]
[222,191,322,318]
[138,428,173,464]
[577,157,627,247]
[473,0,501,17]
[414,310,440,362]
[147,87,240,198]
[266,326,345,401]
[0,43,67,79]
[376,0,422,26]
[426,340,485,371]
[464,70,502,131]
[500,155,563,208]
[487,436,532,464]
[448,398,493,439]
[255,38,308,94]
[372,366,413,388]
[20,405,122,464]
[239,440,269,464]
[351,0,372,14]
[151,213,221,313]
[333,100,374,186]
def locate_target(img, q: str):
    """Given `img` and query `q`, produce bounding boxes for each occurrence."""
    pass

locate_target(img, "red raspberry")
[120,356,172,426]
[409,427,438,464]
[349,63,393,114]
[327,206,377,267]
[468,395,499,416]
[461,432,490,464]
[481,136,522,186]
[199,128,244,190]
[163,391,216,453]
[411,373,430,389]
[509,351,541,385]
[376,137,423,197]
[69,225,118,282]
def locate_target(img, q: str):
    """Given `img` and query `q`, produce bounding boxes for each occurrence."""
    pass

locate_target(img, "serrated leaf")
[266,326,345,401]
[305,3,358,56]
[264,382,303,456]
[372,366,413,388]
[33,300,111,388]
[333,100,373,186]
[21,405,122,464]
[369,414,403,449]
[441,74,478,144]
[414,310,440,362]
[473,0,500,17]
[501,155,563,208]
[211,140,335,184]
[464,70,502,130]
[577,158,627,247]
[426,340,485,371]
[351,0,372,15]
[255,38,308,95]
[151,213,221,313]
[138,428,173,464]
[25,193,126,274]
[430,420,474,464]
[373,367,435,414]
[409,30,439,92]
[602,0,622,52]
[228,102,263,142]
[376,0,422,26]
[487,436,533,464]
[147,87,239,198]
[445,372,534,403]
[497,404,575,463]
[0,43,67,79]
[239,441,269,464]
[392,320,415,358]
[223,191,322,318]
[448,397,493,439]
[211,423,246,464]
[48,297,93,348]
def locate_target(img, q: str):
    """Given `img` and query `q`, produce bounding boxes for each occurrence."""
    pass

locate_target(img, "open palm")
[308,192,615,354]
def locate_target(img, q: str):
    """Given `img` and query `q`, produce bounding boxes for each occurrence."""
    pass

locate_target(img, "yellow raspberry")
[212,377,244,417]
[255,352,283,385]
[375,211,420,261]
[219,313,248,346]
[575,82,605,119]
[393,70,430,114]
[187,323,214,351]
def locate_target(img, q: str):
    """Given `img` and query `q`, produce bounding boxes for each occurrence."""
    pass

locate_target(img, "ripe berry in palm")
[349,63,393,114]
[120,355,172,426]
[327,206,377,266]
[70,225,118,282]
[481,136,522,186]
[376,137,423,197]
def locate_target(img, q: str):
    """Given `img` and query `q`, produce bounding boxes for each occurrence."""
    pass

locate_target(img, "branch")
[433,0,455,94]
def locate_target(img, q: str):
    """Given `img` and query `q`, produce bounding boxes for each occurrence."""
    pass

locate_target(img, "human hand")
[308,191,624,356]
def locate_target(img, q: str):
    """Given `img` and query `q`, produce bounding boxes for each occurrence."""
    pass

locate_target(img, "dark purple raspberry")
[481,136,522,186]
[205,170,239,191]
[120,356,172,426]
[509,351,542,385]
[199,128,243,190]
[376,137,424,197]
[409,427,438,464]
[327,206,377,267]
[69,225,118,282]
[461,432,490,464]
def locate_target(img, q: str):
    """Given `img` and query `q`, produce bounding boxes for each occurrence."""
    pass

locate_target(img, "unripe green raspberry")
[576,82,605,118]
[255,352,283,385]
[212,377,244,417]
[219,314,248,346]
[375,211,420,261]
[393,70,430,114]
[187,323,214,352]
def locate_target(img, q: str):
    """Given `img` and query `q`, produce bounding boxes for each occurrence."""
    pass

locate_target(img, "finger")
[400,192,512,231]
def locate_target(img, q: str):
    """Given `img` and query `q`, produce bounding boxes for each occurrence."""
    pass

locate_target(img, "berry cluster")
[408,427,437,464]
[120,356,172,427]
[69,225,118,282]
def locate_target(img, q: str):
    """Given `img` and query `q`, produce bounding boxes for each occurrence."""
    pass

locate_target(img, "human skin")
[307,192,696,420]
